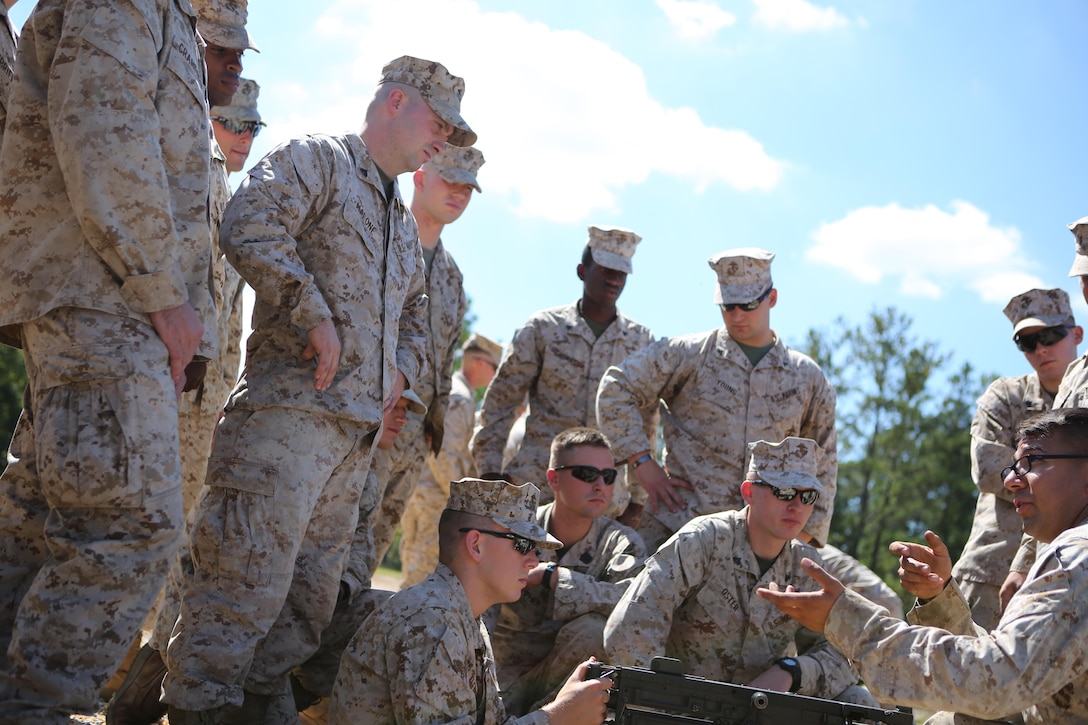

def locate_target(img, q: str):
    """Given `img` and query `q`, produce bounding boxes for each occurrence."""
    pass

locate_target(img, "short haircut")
[549,426,612,468]
[580,244,594,268]
[1017,408,1088,453]
[437,509,492,565]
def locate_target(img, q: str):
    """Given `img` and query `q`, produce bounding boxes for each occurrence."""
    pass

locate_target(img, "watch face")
[781,658,798,668]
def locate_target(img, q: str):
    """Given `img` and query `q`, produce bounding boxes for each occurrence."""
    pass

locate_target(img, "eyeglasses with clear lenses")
[459,528,536,554]
[1000,453,1088,480]
[751,480,820,505]
[553,465,618,485]
[1014,325,1071,353]
[211,116,264,138]
[720,286,772,313]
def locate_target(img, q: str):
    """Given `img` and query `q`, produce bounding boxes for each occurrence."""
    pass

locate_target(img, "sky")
[11,0,1088,396]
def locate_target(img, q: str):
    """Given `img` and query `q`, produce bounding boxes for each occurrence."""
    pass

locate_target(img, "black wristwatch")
[542,562,558,589]
[775,657,802,693]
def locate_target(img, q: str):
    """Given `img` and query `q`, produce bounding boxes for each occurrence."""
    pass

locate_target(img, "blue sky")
[11,0,1088,391]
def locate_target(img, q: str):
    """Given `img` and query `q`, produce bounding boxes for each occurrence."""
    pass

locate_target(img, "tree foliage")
[802,308,991,597]
[0,346,27,458]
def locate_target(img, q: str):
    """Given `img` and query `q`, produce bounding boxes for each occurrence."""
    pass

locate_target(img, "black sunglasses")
[1000,453,1088,480]
[553,465,618,485]
[751,480,819,505]
[1014,325,1071,353]
[459,528,536,554]
[211,116,264,138]
[720,285,772,313]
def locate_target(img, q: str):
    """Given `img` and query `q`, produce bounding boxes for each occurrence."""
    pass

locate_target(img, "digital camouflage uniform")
[0,0,213,720]
[824,518,1088,723]
[366,239,468,574]
[492,502,647,715]
[400,368,477,588]
[603,508,856,698]
[597,329,837,548]
[951,373,1051,630]
[1058,218,1088,409]
[163,132,428,713]
[473,301,656,513]
[328,564,549,725]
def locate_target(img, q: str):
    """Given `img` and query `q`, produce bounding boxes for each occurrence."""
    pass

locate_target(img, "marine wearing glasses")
[553,464,618,485]
[1014,325,1072,353]
[211,115,264,138]
[720,284,773,313]
[1000,453,1088,481]
[750,480,820,505]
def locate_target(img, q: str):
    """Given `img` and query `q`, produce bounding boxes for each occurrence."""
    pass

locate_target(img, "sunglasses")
[459,527,536,554]
[1014,325,1071,353]
[720,286,772,313]
[553,465,618,485]
[211,116,264,138]
[1000,453,1088,480]
[751,480,820,505]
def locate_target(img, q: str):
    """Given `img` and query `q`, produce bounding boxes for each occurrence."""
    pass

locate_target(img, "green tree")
[803,308,989,596]
[0,346,27,457]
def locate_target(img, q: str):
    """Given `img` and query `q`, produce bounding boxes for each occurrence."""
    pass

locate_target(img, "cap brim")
[761,471,824,494]
[199,21,260,52]
[1012,315,1072,336]
[428,98,477,147]
[434,165,482,193]
[1070,254,1088,278]
[714,282,767,305]
[589,248,632,275]
[496,516,562,550]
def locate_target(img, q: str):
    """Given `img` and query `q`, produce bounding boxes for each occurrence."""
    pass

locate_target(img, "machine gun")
[587,657,913,725]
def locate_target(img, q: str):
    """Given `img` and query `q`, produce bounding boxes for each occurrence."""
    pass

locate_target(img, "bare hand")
[756,558,844,633]
[636,461,693,515]
[889,530,951,601]
[1000,570,1026,612]
[540,658,612,725]
[149,302,204,399]
[526,562,549,589]
[746,663,794,693]
[384,370,407,416]
[301,319,341,391]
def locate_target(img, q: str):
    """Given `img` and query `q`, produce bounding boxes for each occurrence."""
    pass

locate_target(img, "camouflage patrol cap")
[709,248,775,305]
[400,388,427,415]
[587,226,641,275]
[462,332,502,368]
[380,56,476,147]
[1068,216,1088,277]
[191,0,259,52]
[746,437,824,494]
[447,478,562,549]
[211,77,263,124]
[430,144,485,192]
[1003,288,1074,337]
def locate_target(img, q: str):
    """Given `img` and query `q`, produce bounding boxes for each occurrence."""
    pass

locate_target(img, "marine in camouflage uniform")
[1054,217,1088,409]
[473,226,655,518]
[162,56,475,720]
[597,249,837,550]
[603,438,858,700]
[365,145,483,576]
[492,428,646,716]
[0,0,214,720]
[400,333,502,588]
[780,409,1088,724]
[328,478,610,724]
[951,288,1079,630]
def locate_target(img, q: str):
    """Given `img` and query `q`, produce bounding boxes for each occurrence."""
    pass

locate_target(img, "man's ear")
[1074,325,1084,345]
[767,288,778,310]
[546,468,560,493]
[740,480,753,504]
[576,263,586,282]
[464,529,484,563]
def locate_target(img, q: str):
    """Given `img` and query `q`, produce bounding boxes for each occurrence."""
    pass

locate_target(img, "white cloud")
[656,0,737,40]
[805,200,1044,303]
[254,0,783,224]
[752,0,851,32]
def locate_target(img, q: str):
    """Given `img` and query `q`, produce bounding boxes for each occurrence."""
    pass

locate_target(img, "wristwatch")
[542,562,558,589]
[631,453,654,469]
[775,657,802,693]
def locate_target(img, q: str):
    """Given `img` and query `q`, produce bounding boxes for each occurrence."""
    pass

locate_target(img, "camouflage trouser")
[925,712,1023,724]
[366,409,428,575]
[398,478,447,589]
[0,307,184,724]
[957,578,1004,632]
[162,404,377,712]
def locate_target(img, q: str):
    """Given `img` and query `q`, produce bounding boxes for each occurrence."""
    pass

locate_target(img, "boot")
[106,644,169,725]
[101,637,144,701]
[166,706,224,725]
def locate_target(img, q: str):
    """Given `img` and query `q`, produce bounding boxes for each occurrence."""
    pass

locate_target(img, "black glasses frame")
[459,528,536,554]
[211,116,264,138]
[720,285,773,313]
[553,465,618,485]
[1001,453,1088,480]
[1014,325,1071,354]
[751,480,820,505]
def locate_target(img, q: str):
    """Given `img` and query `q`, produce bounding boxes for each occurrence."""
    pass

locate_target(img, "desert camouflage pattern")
[1055,354,1088,408]
[819,544,904,620]
[0,309,185,720]
[366,240,468,572]
[431,143,485,191]
[1067,215,1088,277]
[951,373,1052,630]
[709,248,774,304]
[0,0,216,360]
[492,502,647,714]
[746,436,825,493]
[0,3,15,135]
[163,405,377,710]
[328,564,548,724]
[473,301,656,512]
[217,132,427,424]
[603,508,857,698]
[825,519,1088,723]
[191,0,257,51]
[1003,287,1072,335]
[378,55,475,147]
[587,225,641,275]
[597,328,838,545]
[400,369,478,588]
